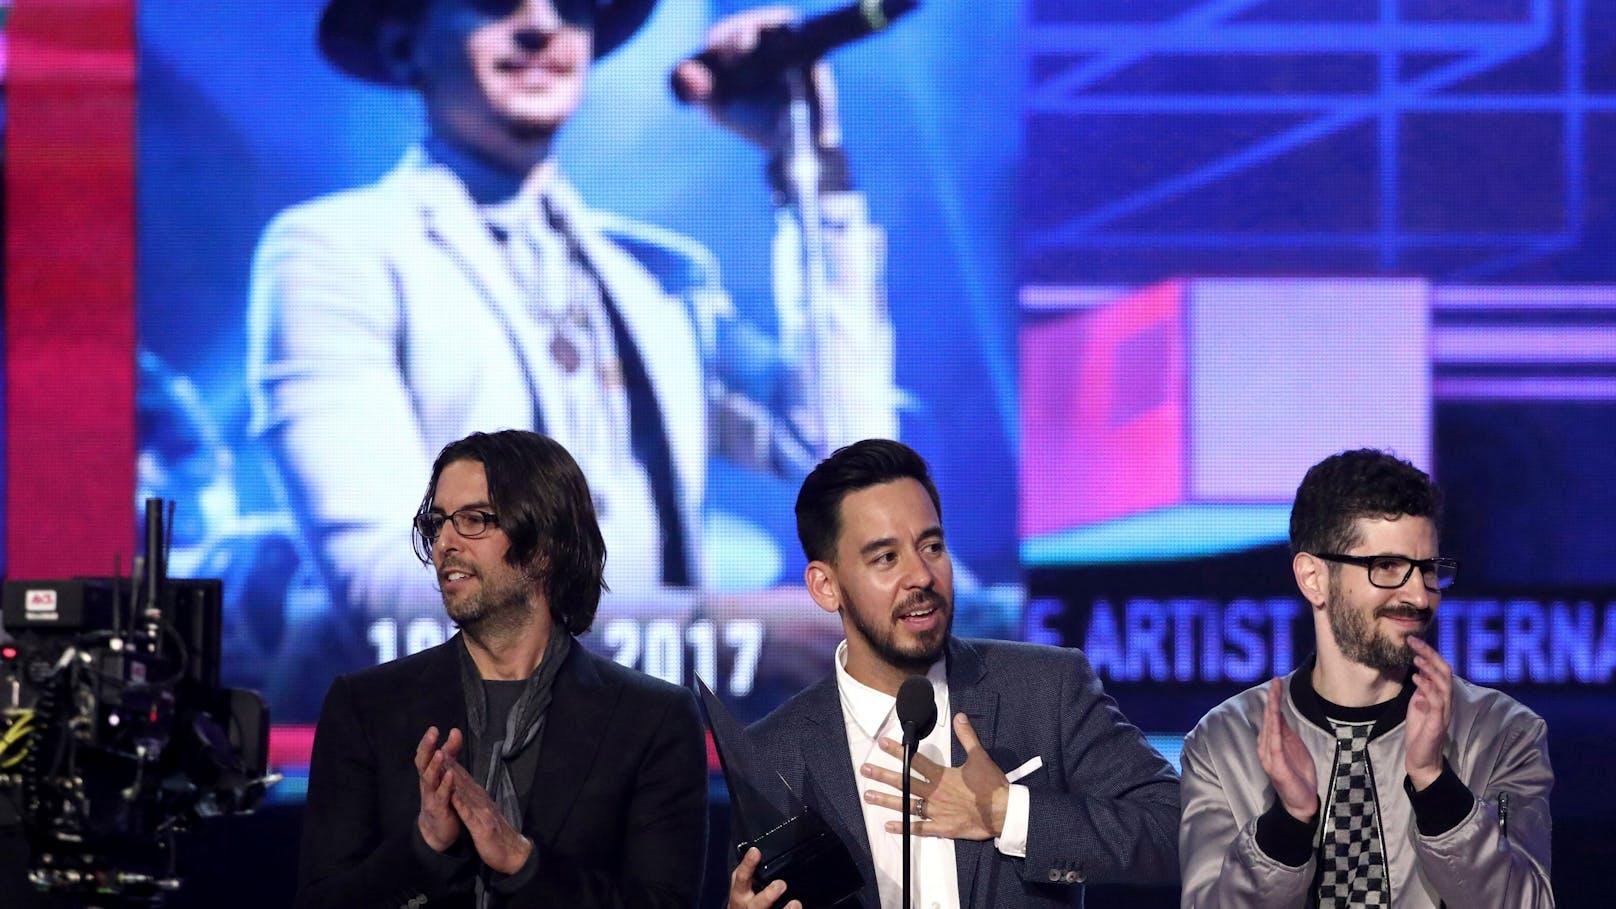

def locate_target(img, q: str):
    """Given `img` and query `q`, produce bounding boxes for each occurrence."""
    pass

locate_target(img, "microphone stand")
[902,720,917,909]
[782,67,831,455]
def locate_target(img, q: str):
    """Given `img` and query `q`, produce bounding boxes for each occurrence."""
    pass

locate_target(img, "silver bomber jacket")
[1179,658,1554,907]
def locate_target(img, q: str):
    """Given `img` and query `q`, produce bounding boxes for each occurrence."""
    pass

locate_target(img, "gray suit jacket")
[747,638,1181,908]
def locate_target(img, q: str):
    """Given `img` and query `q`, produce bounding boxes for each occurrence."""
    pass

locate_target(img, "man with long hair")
[296,430,708,908]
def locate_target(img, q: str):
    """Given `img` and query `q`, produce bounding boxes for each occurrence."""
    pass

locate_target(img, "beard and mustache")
[841,586,953,675]
[1326,588,1433,672]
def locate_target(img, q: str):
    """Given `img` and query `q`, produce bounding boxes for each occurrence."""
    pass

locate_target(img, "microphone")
[671,0,920,105]
[896,673,937,754]
[894,673,935,909]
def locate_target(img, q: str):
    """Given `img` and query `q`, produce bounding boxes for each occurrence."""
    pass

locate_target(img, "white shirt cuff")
[994,783,1031,858]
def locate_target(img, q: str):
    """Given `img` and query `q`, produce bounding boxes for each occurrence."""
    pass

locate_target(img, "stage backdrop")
[4,0,1615,904]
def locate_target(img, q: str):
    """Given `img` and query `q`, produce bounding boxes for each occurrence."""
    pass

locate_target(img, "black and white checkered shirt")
[1314,716,1390,907]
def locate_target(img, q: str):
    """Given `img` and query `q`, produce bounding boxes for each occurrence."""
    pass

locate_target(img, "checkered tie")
[1315,720,1389,907]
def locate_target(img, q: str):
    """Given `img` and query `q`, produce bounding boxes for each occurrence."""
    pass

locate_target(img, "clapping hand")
[415,726,462,852]
[442,761,534,875]
[1405,637,1452,790]
[1258,678,1319,823]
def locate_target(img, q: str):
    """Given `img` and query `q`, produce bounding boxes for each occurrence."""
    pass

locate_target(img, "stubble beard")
[843,586,953,676]
[442,560,538,644]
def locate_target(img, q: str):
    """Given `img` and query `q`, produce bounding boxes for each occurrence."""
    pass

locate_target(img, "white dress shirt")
[834,642,1030,909]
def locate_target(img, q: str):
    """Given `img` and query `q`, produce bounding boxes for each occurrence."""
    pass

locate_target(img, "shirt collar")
[1289,651,1415,740]
[833,639,947,742]
[420,135,556,206]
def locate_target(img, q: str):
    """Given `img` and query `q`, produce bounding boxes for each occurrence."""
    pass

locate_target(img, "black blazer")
[294,635,708,909]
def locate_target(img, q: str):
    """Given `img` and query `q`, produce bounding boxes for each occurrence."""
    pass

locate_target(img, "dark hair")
[414,430,606,634]
[1289,448,1442,556]
[795,439,941,563]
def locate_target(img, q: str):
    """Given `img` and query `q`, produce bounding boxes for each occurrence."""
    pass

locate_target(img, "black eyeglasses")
[414,508,500,544]
[1312,553,1459,592]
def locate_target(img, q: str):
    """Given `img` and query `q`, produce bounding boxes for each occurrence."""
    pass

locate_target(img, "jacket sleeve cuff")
[1404,760,1472,837]
[410,822,472,885]
[489,839,541,895]
[1255,797,1319,868]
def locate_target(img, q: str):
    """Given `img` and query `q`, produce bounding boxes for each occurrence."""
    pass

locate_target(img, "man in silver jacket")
[1179,448,1553,908]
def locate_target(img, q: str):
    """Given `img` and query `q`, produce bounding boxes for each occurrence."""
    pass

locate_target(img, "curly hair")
[1289,448,1442,556]
[415,430,606,634]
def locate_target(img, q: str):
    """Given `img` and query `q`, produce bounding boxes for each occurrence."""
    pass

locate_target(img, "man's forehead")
[835,479,941,542]
[432,458,489,501]
[1347,513,1437,550]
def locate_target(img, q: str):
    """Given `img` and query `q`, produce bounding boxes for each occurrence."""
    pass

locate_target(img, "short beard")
[842,586,952,676]
[445,562,537,645]
[1326,587,1428,672]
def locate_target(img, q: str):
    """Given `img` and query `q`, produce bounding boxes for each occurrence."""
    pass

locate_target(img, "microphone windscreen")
[895,674,937,742]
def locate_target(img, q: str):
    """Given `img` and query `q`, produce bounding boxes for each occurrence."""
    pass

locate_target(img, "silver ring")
[914,797,926,817]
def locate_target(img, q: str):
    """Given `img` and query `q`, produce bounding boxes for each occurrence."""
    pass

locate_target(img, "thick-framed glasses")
[1313,553,1459,592]
[414,508,500,544]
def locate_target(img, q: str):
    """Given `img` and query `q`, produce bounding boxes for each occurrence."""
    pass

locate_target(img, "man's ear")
[376,20,419,85]
[1294,551,1328,610]
[804,561,840,616]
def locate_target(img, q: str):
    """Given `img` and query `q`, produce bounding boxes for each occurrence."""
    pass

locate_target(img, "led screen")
[3,3,1612,899]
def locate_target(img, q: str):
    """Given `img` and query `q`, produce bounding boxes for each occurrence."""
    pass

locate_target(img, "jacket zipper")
[1363,746,1393,905]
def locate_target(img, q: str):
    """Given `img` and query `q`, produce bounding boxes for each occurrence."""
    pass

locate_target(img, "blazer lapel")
[524,646,617,843]
[946,639,999,908]
[406,637,474,781]
[790,680,879,903]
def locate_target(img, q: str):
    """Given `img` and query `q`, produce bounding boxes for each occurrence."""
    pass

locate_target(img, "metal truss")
[1024,0,1616,279]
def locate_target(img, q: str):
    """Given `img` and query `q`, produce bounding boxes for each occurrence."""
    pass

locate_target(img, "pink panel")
[1021,281,1187,536]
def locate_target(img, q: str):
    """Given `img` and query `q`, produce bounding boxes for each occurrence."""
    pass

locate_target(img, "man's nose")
[435,519,470,553]
[900,550,936,589]
[511,0,564,48]
[513,26,556,51]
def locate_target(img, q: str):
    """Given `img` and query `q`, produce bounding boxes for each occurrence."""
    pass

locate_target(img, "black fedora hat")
[319,0,660,85]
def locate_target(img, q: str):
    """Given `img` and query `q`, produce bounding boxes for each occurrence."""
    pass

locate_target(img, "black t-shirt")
[471,678,543,807]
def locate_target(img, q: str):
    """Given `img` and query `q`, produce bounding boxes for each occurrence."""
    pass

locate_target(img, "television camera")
[0,499,275,905]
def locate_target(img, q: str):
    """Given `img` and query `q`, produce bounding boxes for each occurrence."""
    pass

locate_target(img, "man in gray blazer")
[726,440,1181,909]
[249,0,897,630]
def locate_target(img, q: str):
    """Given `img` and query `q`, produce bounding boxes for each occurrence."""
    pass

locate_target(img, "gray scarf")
[457,629,572,906]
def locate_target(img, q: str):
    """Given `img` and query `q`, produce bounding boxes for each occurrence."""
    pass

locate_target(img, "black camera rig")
[0,500,275,905]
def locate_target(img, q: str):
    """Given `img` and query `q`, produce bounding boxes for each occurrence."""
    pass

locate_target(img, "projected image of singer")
[727,440,1181,909]
[248,0,898,623]
[295,430,708,908]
